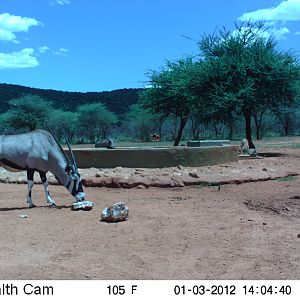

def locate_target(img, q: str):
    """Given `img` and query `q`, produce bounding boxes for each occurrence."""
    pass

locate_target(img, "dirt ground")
[0,147,299,279]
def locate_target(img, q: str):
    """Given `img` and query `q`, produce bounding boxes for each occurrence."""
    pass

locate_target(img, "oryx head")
[47,125,86,202]
[62,129,86,202]
[65,162,85,202]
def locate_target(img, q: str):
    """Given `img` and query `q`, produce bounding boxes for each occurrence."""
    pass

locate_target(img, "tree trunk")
[173,117,178,140]
[214,124,219,138]
[256,126,260,140]
[253,116,261,140]
[158,117,164,141]
[174,116,188,146]
[29,124,36,131]
[284,116,290,136]
[192,125,197,140]
[195,128,200,140]
[244,111,255,149]
[190,115,200,140]
[253,111,265,140]
[89,133,95,144]
[228,124,233,140]
[253,114,260,141]
[57,130,63,143]
[69,129,75,142]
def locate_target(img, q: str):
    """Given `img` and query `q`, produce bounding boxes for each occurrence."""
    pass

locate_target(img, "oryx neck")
[48,149,70,187]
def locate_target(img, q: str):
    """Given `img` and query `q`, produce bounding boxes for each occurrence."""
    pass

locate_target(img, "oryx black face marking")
[67,166,84,197]
[71,179,84,196]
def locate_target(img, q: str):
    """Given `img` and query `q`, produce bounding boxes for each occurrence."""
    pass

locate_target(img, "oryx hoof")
[28,203,36,209]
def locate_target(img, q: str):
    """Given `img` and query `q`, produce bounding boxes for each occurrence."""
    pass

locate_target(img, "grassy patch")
[291,143,300,149]
[277,176,297,182]
[194,183,221,189]
[194,182,210,189]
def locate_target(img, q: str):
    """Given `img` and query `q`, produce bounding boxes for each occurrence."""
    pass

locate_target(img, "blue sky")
[0,0,300,92]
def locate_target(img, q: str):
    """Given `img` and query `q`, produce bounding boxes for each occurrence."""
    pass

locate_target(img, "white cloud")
[255,26,290,39]
[0,13,39,33]
[38,46,50,53]
[50,0,70,5]
[0,13,40,42]
[232,25,290,42]
[0,28,16,42]
[269,26,290,39]
[239,0,300,22]
[53,47,69,55]
[295,31,300,34]
[59,47,68,52]
[237,0,300,40]
[0,48,39,69]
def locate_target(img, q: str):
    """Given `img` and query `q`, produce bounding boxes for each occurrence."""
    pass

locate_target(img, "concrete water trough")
[187,140,231,147]
[65,145,239,168]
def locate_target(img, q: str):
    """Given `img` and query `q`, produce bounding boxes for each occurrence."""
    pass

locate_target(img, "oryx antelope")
[0,129,86,208]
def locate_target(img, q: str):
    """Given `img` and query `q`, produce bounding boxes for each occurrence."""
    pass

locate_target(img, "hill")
[0,83,143,115]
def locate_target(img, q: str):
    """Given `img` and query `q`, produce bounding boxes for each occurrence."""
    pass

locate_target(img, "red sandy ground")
[0,149,299,279]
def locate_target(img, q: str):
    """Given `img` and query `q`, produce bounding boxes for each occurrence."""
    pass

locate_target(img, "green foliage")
[1,22,300,143]
[142,57,195,118]
[291,143,300,149]
[0,95,53,131]
[193,21,300,147]
[0,83,141,115]
[277,175,297,182]
[139,21,300,145]
[126,103,157,142]
[141,57,196,145]
[77,103,118,143]
[47,110,78,141]
[194,182,212,189]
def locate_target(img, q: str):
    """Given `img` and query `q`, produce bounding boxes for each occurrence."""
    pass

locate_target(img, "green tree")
[141,57,195,146]
[126,103,157,142]
[193,21,300,148]
[272,104,297,136]
[1,94,53,132]
[77,103,118,143]
[47,110,78,142]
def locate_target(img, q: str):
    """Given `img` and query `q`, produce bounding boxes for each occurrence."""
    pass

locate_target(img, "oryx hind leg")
[39,172,57,208]
[26,169,36,208]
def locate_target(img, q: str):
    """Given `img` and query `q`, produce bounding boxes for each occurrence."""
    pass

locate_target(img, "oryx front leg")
[26,169,36,208]
[39,172,57,208]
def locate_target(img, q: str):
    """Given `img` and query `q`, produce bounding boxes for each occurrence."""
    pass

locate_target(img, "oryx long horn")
[46,125,71,164]
[61,126,78,170]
